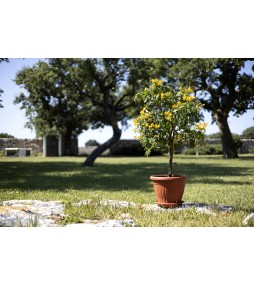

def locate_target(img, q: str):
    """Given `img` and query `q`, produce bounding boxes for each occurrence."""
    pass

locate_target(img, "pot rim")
[156,201,184,208]
[150,174,187,181]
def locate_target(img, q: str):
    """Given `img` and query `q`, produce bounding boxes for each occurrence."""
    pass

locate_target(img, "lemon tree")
[134,79,207,175]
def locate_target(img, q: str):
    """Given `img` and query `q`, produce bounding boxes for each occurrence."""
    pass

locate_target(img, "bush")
[183,144,223,155]
[0,133,15,138]
[85,140,100,147]
[182,149,197,155]
[33,152,43,157]
[110,140,163,156]
[232,134,243,152]
[249,146,254,154]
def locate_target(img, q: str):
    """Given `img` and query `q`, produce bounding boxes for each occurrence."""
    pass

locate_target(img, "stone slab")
[0,199,234,227]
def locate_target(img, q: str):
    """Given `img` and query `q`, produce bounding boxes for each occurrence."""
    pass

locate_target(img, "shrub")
[232,134,242,152]
[182,149,197,155]
[85,140,100,147]
[110,140,162,156]
[0,133,15,138]
[249,146,254,154]
[183,144,223,155]
[33,152,43,157]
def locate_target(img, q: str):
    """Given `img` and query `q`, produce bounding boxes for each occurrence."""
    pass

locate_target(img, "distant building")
[43,135,78,156]
[0,135,78,157]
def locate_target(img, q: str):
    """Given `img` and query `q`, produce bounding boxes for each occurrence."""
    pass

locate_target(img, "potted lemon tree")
[133,79,208,208]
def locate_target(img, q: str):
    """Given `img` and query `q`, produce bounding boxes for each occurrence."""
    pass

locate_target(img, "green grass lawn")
[0,155,254,226]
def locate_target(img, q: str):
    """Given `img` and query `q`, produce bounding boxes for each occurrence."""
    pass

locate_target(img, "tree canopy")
[14,59,91,155]
[70,58,153,166]
[240,126,254,139]
[14,59,90,137]
[164,58,254,158]
[14,58,153,164]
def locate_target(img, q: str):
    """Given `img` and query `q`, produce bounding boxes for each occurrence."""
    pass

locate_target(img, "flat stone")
[242,213,254,225]
[1,200,64,227]
[74,199,137,208]
[3,200,65,216]
[0,199,234,227]
[66,219,136,227]
[100,199,137,208]
[141,202,233,216]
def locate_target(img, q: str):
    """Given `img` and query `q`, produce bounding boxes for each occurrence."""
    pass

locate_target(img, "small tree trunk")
[83,123,122,167]
[214,110,238,158]
[168,133,174,176]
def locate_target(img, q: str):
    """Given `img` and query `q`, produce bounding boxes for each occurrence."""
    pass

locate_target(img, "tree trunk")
[214,110,238,158]
[83,123,122,167]
[168,133,174,176]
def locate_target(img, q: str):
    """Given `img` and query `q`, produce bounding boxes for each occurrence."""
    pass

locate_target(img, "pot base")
[156,201,184,208]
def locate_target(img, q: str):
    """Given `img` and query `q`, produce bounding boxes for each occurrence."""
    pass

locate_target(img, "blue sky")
[0,58,253,146]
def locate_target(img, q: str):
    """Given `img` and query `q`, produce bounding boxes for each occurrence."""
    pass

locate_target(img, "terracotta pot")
[150,175,187,208]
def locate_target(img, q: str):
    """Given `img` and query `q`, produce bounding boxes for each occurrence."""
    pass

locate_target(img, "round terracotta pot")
[150,175,187,208]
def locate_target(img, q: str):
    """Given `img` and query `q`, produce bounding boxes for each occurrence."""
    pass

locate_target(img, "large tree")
[14,58,153,163]
[14,59,90,155]
[164,59,254,158]
[70,58,152,166]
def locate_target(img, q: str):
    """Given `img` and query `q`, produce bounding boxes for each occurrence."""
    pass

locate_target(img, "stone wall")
[205,139,254,153]
[0,136,79,156]
[0,138,43,155]
[204,139,254,153]
[240,139,254,153]
[1,138,254,156]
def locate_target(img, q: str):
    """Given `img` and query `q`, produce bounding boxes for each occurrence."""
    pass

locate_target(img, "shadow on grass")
[0,157,253,192]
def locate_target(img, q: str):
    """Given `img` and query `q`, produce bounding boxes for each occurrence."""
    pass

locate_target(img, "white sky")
[0,59,253,145]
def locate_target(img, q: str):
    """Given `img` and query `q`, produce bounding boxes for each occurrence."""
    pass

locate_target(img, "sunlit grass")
[0,155,253,226]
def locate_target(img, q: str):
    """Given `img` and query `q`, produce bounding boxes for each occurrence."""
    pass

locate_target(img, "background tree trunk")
[83,123,122,167]
[214,111,238,158]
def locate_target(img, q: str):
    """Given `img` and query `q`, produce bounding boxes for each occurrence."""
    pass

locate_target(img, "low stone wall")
[240,139,254,153]
[1,138,253,156]
[205,139,254,153]
[0,138,43,155]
